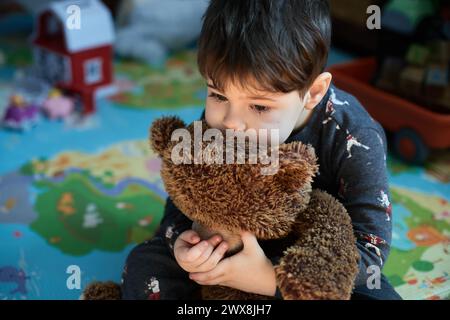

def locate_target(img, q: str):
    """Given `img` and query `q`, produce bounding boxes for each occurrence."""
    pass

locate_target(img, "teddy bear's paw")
[275,248,355,300]
[201,286,275,300]
[81,281,122,300]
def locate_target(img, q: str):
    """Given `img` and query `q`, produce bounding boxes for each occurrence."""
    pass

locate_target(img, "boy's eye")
[250,104,270,114]
[208,92,227,102]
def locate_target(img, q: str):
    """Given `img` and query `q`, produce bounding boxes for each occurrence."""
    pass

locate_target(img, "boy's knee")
[352,274,402,300]
[124,237,168,273]
[121,237,167,299]
[121,237,200,300]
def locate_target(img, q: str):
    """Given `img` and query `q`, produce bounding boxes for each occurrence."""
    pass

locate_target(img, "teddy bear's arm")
[275,189,360,300]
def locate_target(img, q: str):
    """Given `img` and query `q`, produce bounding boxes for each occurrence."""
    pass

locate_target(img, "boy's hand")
[189,231,277,297]
[174,229,229,273]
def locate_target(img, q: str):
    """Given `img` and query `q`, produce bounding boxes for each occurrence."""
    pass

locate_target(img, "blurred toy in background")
[42,88,74,120]
[382,0,438,35]
[376,40,450,114]
[376,0,450,114]
[13,67,51,107]
[31,0,115,115]
[1,67,51,131]
[114,0,209,67]
[2,94,39,131]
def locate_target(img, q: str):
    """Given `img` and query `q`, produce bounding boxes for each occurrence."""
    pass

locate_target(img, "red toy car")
[328,57,450,164]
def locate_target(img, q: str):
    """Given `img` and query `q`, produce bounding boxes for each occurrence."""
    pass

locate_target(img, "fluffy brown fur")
[82,281,121,300]
[150,116,360,300]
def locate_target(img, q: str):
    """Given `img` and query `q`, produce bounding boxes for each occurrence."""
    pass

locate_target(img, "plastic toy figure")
[42,89,74,120]
[2,94,39,131]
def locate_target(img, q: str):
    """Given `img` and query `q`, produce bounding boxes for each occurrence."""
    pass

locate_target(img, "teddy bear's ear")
[275,142,319,192]
[150,116,186,156]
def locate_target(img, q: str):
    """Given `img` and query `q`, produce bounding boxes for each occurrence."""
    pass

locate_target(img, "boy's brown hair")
[197,0,331,96]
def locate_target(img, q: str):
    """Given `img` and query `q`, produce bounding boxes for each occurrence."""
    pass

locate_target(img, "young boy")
[121,0,401,300]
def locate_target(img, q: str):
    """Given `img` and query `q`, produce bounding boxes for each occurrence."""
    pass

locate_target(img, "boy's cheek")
[278,125,295,144]
[255,119,293,145]
[204,106,224,128]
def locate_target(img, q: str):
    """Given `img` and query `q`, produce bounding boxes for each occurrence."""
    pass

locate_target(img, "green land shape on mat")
[384,247,428,287]
[30,172,165,256]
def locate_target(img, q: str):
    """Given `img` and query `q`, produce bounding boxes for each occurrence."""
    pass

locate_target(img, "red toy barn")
[32,0,114,114]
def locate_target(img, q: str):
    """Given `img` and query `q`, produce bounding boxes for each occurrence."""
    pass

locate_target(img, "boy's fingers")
[178,230,201,244]
[194,242,216,267]
[198,241,228,270]
[206,234,222,247]
[192,235,222,268]
[185,240,209,262]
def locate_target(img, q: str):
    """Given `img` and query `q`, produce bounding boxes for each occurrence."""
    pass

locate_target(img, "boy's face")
[204,79,310,145]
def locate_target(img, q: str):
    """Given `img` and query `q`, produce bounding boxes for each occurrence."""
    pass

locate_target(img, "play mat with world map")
[0,35,449,300]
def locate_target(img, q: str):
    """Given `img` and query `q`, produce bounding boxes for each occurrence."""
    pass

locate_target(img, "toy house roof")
[37,0,114,53]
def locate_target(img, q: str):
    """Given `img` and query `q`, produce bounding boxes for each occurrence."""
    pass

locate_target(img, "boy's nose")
[222,109,246,131]
[222,117,246,131]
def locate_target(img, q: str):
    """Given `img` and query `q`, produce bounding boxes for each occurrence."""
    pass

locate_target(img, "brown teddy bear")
[149,116,360,300]
[82,115,359,300]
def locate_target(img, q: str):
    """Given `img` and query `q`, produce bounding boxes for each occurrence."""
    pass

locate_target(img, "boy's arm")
[157,197,193,256]
[333,126,392,287]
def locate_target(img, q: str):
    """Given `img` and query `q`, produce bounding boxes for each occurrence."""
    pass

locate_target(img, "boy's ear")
[305,72,332,110]
[275,142,319,192]
[150,116,186,156]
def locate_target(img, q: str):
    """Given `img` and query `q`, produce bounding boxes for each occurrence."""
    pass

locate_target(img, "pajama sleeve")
[157,197,194,256]
[332,126,392,287]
